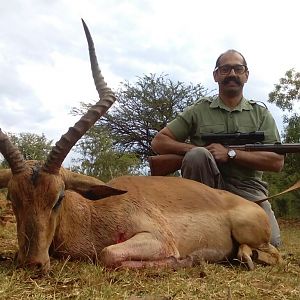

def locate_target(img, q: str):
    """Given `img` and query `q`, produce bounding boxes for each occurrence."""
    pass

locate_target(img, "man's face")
[213,52,249,97]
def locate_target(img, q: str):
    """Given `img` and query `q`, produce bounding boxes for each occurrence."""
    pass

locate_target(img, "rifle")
[148,132,300,176]
[201,131,265,145]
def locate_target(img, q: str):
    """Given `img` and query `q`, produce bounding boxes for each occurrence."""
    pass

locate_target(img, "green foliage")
[282,113,300,143]
[264,171,300,218]
[281,114,300,182]
[71,127,140,182]
[266,69,300,217]
[72,73,208,160]
[263,128,300,218]
[265,69,300,217]
[1,132,52,168]
[268,68,300,111]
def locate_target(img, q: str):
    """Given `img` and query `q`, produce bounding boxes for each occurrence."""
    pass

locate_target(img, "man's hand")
[205,143,229,163]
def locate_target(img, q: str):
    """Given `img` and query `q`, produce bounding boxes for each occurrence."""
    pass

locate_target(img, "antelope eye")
[53,191,65,211]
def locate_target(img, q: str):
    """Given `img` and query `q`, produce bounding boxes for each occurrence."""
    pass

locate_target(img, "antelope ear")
[0,169,12,188]
[61,169,127,200]
[76,184,127,200]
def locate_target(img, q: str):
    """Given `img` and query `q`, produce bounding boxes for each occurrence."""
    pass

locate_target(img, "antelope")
[0,20,281,274]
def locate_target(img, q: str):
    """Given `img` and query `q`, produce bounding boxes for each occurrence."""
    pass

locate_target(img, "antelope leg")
[99,232,184,268]
[252,243,282,265]
[237,244,255,270]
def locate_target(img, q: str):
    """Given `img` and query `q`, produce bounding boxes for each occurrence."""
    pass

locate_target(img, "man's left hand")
[206,143,230,163]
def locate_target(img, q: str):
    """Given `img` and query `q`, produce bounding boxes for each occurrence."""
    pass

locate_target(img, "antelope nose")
[17,258,50,274]
[27,261,44,270]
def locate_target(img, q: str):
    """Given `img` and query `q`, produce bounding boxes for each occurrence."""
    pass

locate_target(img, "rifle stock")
[148,143,300,176]
[148,154,183,176]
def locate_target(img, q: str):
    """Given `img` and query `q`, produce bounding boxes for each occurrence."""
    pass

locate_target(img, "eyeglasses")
[215,64,248,75]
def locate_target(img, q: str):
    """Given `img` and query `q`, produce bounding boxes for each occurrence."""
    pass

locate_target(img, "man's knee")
[183,147,211,166]
[181,147,222,187]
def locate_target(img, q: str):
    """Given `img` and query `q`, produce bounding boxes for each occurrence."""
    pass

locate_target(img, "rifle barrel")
[231,143,300,154]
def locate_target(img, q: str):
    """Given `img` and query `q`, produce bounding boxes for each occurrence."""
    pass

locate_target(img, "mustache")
[222,76,242,85]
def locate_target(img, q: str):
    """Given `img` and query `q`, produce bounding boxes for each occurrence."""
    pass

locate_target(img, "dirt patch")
[0,193,17,260]
[278,218,300,228]
[0,195,15,225]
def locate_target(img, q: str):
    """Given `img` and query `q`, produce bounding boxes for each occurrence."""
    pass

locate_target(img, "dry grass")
[0,197,300,300]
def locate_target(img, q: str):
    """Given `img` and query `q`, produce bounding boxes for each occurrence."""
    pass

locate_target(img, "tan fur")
[0,164,281,273]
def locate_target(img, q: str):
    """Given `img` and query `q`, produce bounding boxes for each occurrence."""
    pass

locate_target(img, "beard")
[221,76,244,97]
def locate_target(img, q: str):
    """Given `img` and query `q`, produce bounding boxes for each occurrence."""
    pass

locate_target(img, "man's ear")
[244,70,249,83]
[213,70,218,82]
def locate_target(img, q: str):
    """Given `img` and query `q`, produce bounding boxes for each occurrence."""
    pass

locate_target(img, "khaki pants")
[181,147,281,247]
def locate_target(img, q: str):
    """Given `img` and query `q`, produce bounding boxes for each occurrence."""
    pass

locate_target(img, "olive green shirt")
[167,96,281,182]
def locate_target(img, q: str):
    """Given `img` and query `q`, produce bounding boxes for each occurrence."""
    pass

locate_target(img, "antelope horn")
[43,19,116,174]
[0,129,27,174]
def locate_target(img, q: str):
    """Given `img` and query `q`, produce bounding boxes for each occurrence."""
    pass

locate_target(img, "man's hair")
[215,49,247,68]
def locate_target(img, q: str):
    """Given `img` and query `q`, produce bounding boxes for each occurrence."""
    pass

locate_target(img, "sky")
[1,0,300,166]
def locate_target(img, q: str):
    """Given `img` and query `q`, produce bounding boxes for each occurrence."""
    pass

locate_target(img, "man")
[151,49,284,247]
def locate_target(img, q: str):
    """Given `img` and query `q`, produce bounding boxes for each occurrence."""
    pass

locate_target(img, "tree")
[71,127,140,182]
[266,68,300,217]
[72,73,209,161]
[268,68,300,177]
[268,68,300,111]
[1,132,53,168]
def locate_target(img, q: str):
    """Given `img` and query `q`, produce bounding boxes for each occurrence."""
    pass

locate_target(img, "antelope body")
[0,163,281,273]
[0,20,281,274]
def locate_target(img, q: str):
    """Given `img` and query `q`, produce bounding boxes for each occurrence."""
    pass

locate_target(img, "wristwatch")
[227,149,237,159]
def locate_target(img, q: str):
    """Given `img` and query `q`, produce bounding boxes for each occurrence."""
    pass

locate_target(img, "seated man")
[151,49,284,247]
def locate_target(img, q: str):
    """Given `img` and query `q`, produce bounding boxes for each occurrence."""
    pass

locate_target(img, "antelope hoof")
[252,249,281,265]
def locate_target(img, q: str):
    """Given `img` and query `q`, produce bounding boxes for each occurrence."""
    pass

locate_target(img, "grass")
[1,198,300,299]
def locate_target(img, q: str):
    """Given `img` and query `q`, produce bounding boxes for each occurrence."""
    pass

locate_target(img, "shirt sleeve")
[259,109,281,143]
[166,106,195,142]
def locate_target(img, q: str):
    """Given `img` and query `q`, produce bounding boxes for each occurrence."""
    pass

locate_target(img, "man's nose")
[229,68,237,75]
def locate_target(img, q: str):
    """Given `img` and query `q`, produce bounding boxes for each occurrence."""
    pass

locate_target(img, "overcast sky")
[1,0,300,165]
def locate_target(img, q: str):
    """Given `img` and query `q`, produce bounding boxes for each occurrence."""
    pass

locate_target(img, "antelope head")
[0,20,121,274]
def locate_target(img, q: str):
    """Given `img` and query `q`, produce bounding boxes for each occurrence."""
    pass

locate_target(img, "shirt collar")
[210,96,253,112]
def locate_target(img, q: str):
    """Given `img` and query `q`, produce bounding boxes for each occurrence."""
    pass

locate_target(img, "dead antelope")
[0,20,281,274]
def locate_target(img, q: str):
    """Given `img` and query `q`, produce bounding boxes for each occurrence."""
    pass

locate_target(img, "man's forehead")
[219,52,244,65]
